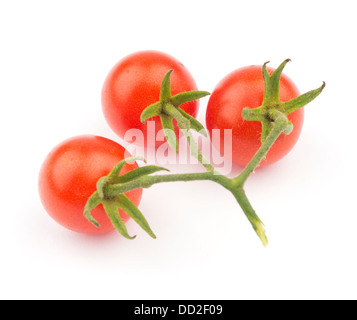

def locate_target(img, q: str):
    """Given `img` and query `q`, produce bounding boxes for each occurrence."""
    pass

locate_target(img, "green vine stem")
[232,110,290,187]
[99,114,289,246]
[141,70,214,172]
[84,60,325,246]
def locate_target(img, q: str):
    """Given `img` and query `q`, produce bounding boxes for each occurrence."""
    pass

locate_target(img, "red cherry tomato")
[101,50,199,148]
[206,65,304,167]
[38,135,142,234]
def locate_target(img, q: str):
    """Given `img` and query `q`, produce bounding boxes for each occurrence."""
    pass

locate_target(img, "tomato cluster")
[39,50,306,235]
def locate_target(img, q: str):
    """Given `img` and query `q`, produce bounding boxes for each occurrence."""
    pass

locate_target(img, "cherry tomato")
[101,50,199,148]
[206,65,304,167]
[38,135,142,234]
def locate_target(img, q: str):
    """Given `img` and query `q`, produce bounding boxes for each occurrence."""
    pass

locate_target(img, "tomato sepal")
[103,199,136,239]
[140,70,210,148]
[262,59,291,105]
[115,194,156,239]
[140,102,162,124]
[241,59,325,143]
[117,165,170,184]
[171,90,211,107]
[177,107,207,137]
[281,81,326,114]
[160,113,179,152]
[108,156,146,179]
[84,156,165,239]
[83,191,102,228]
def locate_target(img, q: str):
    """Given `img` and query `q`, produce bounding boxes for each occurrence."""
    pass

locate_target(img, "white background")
[1,0,356,300]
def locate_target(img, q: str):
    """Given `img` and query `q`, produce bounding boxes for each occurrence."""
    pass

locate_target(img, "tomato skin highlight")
[206,65,304,167]
[101,50,199,148]
[38,135,142,234]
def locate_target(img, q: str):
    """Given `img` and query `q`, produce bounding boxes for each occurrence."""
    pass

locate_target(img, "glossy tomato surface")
[102,50,199,148]
[38,135,142,234]
[206,65,304,167]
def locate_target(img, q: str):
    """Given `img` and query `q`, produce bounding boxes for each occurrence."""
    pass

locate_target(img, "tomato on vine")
[39,57,325,246]
[101,50,200,148]
[206,62,304,167]
[38,135,142,234]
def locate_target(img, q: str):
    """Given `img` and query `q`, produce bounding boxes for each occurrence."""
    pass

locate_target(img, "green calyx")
[242,59,326,142]
[140,69,210,152]
[84,157,169,239]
